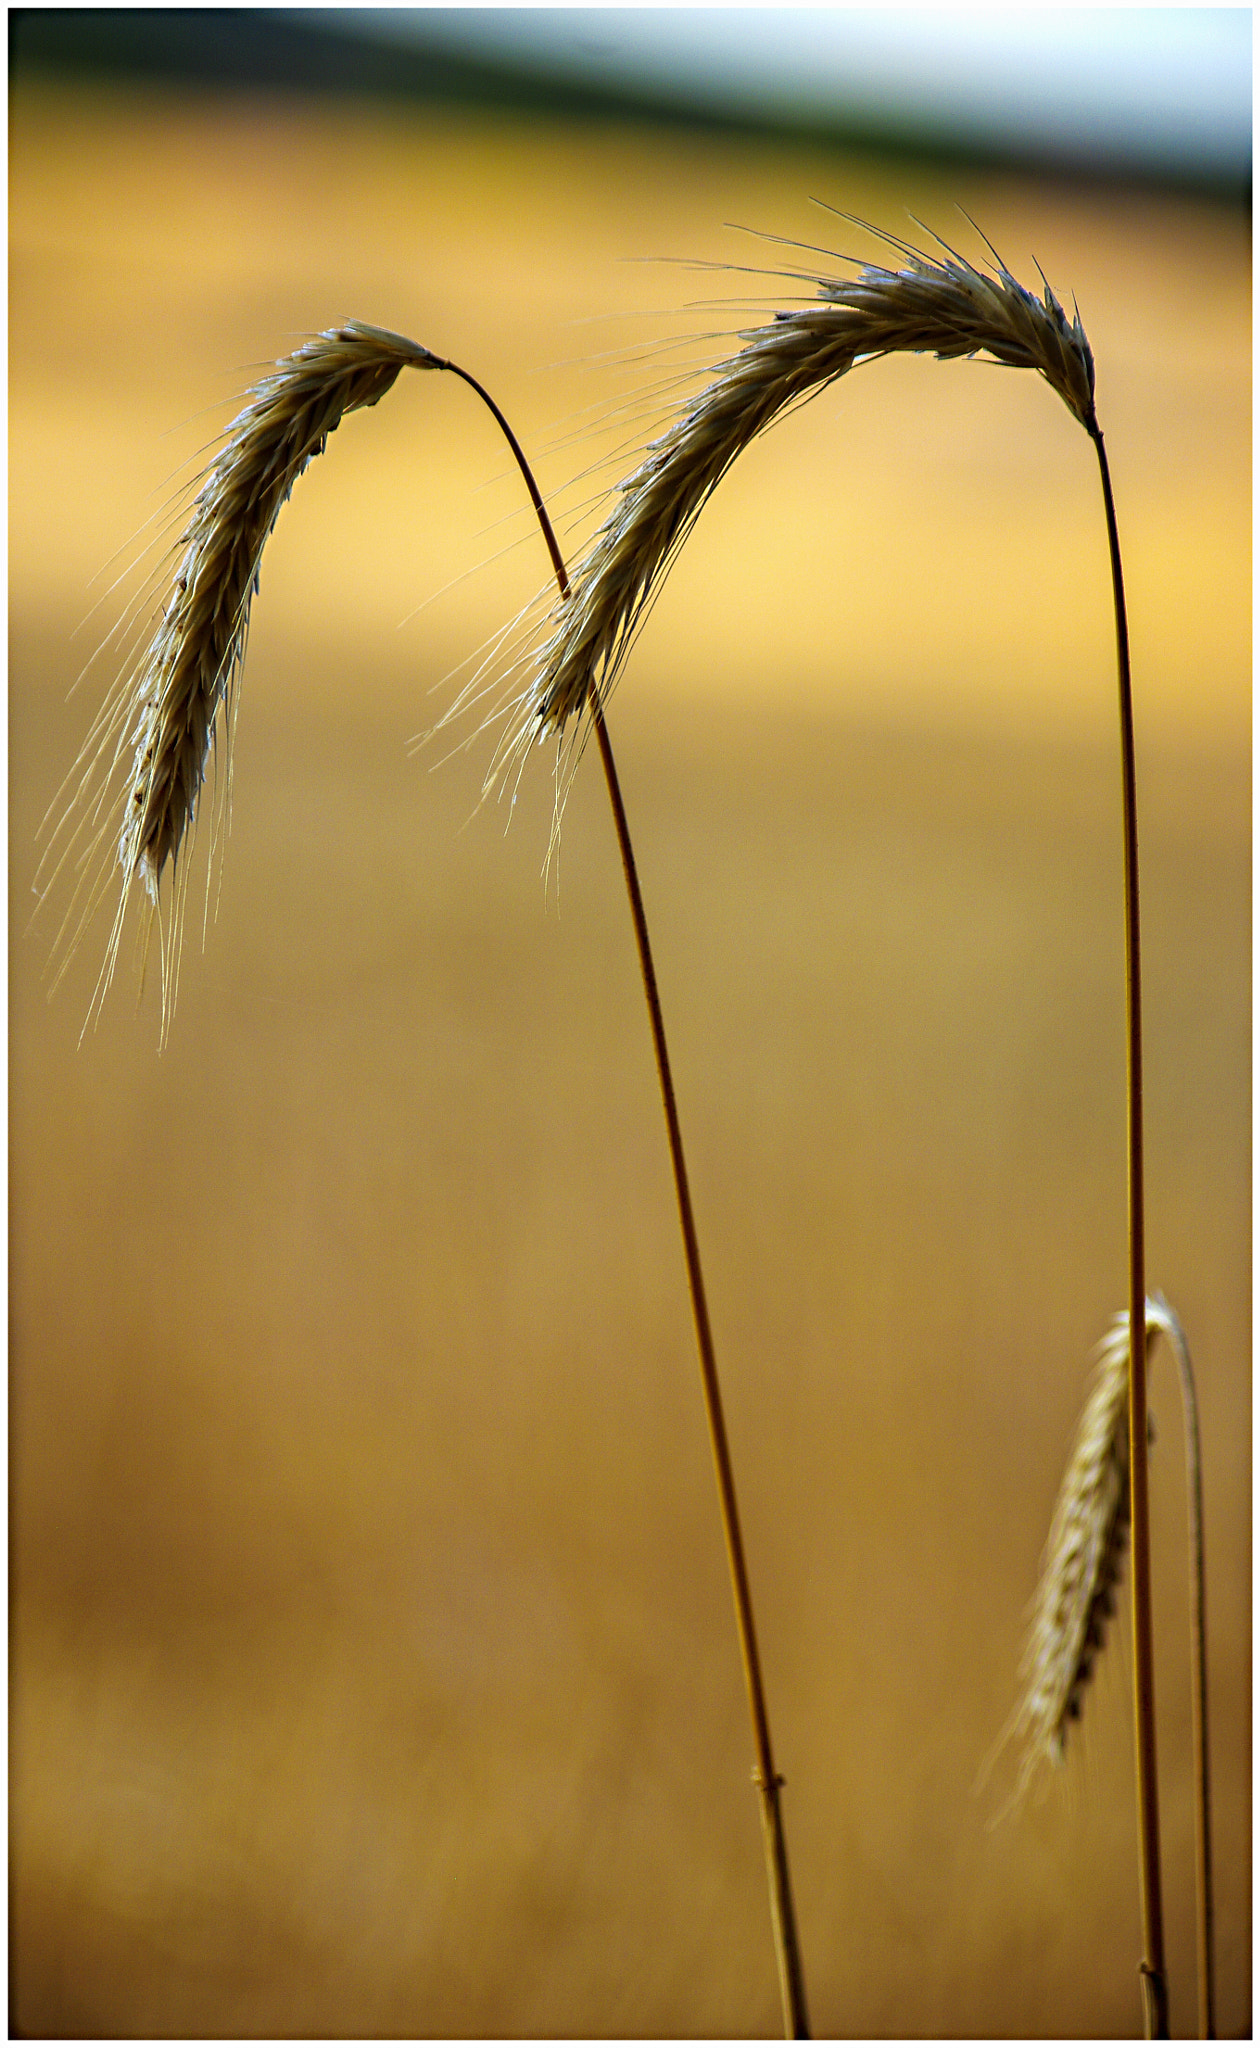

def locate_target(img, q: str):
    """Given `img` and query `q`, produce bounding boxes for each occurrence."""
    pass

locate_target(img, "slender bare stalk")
[1089,423,1167,2038]
[586,698,810,2039]
[1150,1298,1215,2038]
[438,359,811,2039]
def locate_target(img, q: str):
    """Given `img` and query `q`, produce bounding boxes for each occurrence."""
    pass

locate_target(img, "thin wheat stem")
[1151,1300,1216,2038]
[448,365,810,2039]
[1089,425,1167,2040]
[1179,1351,1216,2043]
[587,698,810,2040]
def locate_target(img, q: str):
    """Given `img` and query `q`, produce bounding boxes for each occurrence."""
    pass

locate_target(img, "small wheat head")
[1005,1297,1180,1803]
[42,322,441,1037]
[522,221,1095,751]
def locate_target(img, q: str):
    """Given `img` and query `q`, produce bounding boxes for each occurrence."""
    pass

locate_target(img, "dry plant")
[518,214,1196,2039]
[41,321,810,2035]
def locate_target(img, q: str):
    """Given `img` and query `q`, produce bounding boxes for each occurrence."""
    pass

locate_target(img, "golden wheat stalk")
[522,222,1095,744]
[41,322,440,1035]
[1159,1299,1215,2042]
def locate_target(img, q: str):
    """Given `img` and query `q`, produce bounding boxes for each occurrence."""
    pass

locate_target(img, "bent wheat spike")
[1009,1306,1153,1800]
[1007,1297,1213,2036]
[44,323,441,1035]
[526,223,1095,741]
[121,324,440,895]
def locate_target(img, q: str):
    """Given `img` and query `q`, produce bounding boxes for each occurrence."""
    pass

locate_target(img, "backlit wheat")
[523,223,1095,747]
[1008,1298,1179,1799]
[43,321,440,1034]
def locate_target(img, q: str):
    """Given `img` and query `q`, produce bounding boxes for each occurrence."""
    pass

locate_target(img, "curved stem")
[433,359,572,599]
[442,357,810,2037]
[1090,421,1167,2039]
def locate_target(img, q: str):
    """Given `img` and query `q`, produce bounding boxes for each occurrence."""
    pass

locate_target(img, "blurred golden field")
[10,79,1250,2038]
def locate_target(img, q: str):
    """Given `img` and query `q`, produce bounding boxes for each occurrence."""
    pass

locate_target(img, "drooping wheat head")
[1006,1298,1178,1801]
[510,221,1095,763]
[41,322,441,1037]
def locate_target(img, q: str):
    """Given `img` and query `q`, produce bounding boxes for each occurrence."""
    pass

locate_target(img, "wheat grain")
[522,222,1095,748]
[44,321,440,1035]
[1007,1298,1177,1799]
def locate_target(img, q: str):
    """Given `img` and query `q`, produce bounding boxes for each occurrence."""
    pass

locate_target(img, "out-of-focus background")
[10,9,1250,2038]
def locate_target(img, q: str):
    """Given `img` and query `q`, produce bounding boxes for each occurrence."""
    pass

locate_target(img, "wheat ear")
[1009,1296,1214,2036]
[522,223,1094,743]
[1009,1306,1150,1796]
[41,323,441,1038]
